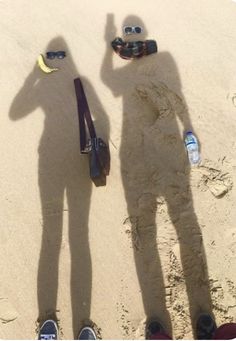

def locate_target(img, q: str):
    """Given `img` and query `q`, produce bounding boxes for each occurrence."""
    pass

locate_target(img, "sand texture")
[0,0,236,339]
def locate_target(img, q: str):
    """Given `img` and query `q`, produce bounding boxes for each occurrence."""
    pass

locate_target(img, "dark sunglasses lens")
[57,51,66,59]
[46,52,55,59]
[124,26,132,34]
[135,26,142,33]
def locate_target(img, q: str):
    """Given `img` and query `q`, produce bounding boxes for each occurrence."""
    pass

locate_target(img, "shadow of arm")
[100,13,120,95]
[162,52,194,133]
[82,78,110,142]
[175,94,193,133]
[9,66,40,121]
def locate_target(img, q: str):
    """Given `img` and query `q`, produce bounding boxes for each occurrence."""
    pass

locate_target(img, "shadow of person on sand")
[9,36,109,338]
[101,14,213,338]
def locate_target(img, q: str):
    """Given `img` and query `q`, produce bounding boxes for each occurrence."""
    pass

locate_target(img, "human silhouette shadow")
[101,14,213,337]
[9,36,109,337]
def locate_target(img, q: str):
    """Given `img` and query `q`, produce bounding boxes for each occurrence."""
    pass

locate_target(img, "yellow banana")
[37,54,59,73]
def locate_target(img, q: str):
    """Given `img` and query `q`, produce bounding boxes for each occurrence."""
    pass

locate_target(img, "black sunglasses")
[46,51,66,59]
[123,26,143,35]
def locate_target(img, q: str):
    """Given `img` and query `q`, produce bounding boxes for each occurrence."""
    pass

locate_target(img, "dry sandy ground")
[0,0,236,339]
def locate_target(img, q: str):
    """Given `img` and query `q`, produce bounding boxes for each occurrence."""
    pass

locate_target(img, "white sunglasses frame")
[123,26,143,35]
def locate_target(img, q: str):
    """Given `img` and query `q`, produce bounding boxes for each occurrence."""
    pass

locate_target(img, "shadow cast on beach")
[101,14,213,337]
[9,36,109,337]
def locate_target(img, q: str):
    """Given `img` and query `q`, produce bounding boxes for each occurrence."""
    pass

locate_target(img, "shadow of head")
[122,15,148,41]
[8,35,80,121]
[43,36,78,75]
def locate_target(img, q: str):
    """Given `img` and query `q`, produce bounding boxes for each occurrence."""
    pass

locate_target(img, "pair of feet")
[39,313,216,340]
[146,314,217,340]
[38,320,96,340]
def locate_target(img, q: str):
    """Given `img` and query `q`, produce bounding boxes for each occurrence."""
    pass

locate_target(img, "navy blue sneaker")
[78,326,97,340]
[196,313,217,340]
[38,319,58,340]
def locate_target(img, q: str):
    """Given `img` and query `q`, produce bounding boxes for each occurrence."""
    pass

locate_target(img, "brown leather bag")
[74,78,110,187]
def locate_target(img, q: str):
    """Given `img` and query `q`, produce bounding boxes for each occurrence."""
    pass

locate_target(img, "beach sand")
[0,0,236,339]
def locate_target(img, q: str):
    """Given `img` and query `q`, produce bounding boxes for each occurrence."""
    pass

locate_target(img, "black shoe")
[146,319,166,339]
[78,326,97,340]
[196,314,217,340]
[38,319,58,340]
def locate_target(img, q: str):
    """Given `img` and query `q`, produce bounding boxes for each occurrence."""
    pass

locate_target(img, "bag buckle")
[81,139,92,153]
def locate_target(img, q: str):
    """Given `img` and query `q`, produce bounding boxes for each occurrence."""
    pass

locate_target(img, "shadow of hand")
[105,13,116,42]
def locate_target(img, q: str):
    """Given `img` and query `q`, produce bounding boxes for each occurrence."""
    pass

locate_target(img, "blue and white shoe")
[78,326,96,340]
[38,319,58,340]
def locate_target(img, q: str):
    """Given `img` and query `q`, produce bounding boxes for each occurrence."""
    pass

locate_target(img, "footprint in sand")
[226,279,236,300]
[231,93,236,107]
[197,160,233,198]
[0,298,18,324]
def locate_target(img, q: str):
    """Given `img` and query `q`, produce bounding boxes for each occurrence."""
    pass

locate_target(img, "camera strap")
[111,37,157,60]
[111,37,145,59]
[74,78,97,153]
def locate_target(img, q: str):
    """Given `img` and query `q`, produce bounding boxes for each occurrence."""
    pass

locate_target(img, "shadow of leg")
[37,176,64,321]
[166,190,213,336]
[126,190,172,335]
[67,177,92,338]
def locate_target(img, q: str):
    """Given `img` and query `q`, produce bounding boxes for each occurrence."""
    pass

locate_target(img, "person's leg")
[213,323,236,340]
